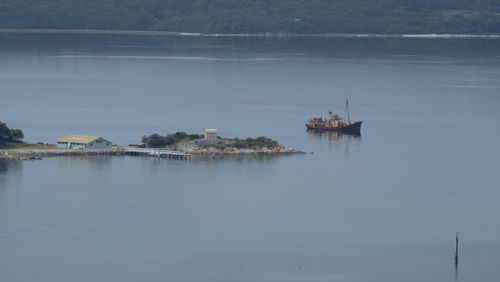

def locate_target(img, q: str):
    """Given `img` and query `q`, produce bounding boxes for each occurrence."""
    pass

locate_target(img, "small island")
[1,123,303,160]
[141,131,302,156]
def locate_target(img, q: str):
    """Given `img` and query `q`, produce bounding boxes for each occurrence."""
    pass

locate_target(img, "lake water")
[1,34,500,282]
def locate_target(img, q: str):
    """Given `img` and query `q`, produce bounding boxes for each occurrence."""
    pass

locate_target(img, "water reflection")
[55,156,114,169]
[53,156,115,182]
[0,160,22,177]
[0,160,8,174]
[191,155,286,164]
[306,129,361,141]
[0,160,23,203]
[306,129,362,155]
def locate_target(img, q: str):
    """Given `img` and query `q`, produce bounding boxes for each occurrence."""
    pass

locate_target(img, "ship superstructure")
[306,100,362,134]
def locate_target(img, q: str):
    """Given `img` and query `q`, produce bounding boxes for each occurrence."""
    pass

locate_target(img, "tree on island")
[233,136,279,149]
[142,133,167,147]
[10,129,24,141]
[0,122,10,142]
[0,122,24,145]
[142,132,203,148]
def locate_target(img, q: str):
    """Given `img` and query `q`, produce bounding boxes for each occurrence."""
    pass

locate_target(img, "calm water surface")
[1,34,500,282]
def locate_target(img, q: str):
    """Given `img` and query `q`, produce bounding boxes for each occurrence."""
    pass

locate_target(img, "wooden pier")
[125,148,191,160]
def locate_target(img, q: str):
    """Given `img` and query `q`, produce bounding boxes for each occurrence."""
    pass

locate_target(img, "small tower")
[204,129,218,140]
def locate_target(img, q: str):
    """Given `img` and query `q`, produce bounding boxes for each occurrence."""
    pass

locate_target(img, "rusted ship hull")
[306,121,362,134]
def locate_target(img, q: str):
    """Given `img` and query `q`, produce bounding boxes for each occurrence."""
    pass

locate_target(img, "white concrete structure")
[57,135,112,149]
[204,129,218,140]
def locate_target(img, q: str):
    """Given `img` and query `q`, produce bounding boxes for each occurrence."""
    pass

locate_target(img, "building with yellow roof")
[57,134,112,149]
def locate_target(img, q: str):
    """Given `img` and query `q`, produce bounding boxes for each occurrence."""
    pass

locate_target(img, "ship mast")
[346,99,351,124]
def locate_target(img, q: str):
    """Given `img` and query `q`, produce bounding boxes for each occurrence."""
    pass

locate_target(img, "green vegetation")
[0,122,24,146]
[2,143,58,151]
[141,132,280,150]
[9,129,24,141]
[142,132,203,147]
[232,137,279,149]
[0,1,500,34]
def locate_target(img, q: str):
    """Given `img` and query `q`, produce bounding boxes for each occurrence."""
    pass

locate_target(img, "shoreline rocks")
[0,144,304,161]
[169,138,304,156]
[0,148,126,160]
[180,145,303,156]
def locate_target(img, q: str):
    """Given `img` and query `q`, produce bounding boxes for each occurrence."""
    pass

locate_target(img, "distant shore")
[1,28,500,39]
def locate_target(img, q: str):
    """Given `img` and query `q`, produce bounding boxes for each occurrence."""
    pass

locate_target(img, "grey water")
[1,34,500,282]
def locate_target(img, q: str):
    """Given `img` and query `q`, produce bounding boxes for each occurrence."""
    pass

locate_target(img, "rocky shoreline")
[174,145,302,156]
[169,138,304,156]
[0,144,304,161]
[0,148,126,160]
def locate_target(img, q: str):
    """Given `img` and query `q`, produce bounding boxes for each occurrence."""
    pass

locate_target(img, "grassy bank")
[0,142,59,151]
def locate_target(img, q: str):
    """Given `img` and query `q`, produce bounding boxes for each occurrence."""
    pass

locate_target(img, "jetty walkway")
[1,148,191,160]
[125,148,191,160]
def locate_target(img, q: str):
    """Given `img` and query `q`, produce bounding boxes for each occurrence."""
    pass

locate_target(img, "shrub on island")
[232,137,279,149]
[0,122,24,145]
[141,132,203,148]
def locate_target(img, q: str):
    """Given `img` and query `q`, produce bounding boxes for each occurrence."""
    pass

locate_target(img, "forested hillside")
[1,0,499,34]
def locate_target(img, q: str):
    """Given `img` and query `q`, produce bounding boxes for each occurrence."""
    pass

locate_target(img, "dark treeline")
[0,122,24,145]
[142,132,203,147]
[1,0,500,34]
[232,137,279,149]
